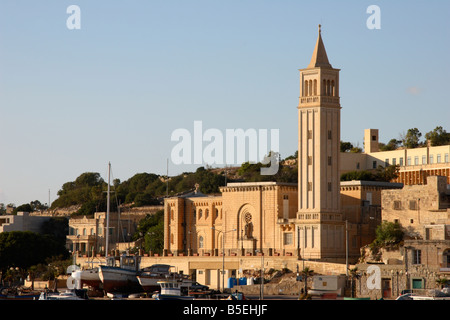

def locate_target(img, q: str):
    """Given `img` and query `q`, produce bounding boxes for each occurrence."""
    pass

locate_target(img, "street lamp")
[211,227,236,292]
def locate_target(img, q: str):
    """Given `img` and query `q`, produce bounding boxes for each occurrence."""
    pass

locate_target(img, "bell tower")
[297,25,343,259]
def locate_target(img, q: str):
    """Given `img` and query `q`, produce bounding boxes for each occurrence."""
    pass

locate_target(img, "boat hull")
[99,266,141,293]
[76,268,102,289]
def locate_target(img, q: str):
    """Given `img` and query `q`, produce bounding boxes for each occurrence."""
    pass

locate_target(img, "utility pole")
[105,162,111,257]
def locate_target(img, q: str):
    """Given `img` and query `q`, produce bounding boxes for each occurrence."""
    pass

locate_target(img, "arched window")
[309,80,313,96]
[331,80,335,96]
[327,80,331,96]
[198,236,204,248]
[304,80,309,97]
[322,79,326,95]
[198,209,202,219]
[83,228,86,236]
[313,79,317,96]
[205,209,209,219]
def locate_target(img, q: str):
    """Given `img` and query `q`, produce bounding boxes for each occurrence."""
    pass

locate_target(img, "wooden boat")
[152,280,194,300]
[98,255,142,293]
[137,264,190,292]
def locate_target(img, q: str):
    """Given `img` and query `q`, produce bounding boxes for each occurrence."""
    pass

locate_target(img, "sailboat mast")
[105,162,111,257]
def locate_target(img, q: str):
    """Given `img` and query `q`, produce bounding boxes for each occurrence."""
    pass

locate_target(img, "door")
[381,279,391,298]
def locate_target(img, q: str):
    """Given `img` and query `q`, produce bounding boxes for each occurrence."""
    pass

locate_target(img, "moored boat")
[152,280,195,300]
[137,264,190,293]
[98,255,142,293]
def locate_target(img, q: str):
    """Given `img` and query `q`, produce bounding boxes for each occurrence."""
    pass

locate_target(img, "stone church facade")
[163,26,402,263]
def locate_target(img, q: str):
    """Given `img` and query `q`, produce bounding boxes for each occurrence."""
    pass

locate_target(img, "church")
[163,26,402,263]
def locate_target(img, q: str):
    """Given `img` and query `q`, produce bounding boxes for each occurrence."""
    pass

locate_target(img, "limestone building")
[163,26,403,263]
[341,128,450,186]
[66,211,137,256]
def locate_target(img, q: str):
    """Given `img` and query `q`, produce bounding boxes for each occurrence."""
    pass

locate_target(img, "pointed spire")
[308,24,332,69]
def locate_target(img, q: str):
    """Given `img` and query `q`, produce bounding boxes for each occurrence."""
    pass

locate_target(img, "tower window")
[307,182,312,191]
[308,130,312,139]
[304,80,309,97]
[328,130,332,140]
[328,156,332,166]
[328,182,332,192]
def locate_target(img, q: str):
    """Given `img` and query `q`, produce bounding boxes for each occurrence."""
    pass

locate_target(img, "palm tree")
[301,267,314,295]
[436,277,449,289]
[348,267,360,298]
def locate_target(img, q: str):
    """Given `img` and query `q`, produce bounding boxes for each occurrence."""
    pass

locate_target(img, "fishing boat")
[152,280,195,300]
[98,254,142,293]
[72,266,102,290]
[0,287,40,300]
[38,289,89,300]
[137,264,190,293]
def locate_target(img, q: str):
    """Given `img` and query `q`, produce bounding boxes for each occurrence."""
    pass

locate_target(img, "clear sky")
[0,0,449,206]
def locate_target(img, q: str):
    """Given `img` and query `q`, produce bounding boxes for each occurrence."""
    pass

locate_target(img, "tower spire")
[308,24,331,69]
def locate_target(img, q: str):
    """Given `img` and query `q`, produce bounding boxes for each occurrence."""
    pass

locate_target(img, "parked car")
[188,282,209,291]
[396,293,413,300]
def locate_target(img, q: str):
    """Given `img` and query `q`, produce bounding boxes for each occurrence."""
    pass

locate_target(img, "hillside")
[46,156,298,216]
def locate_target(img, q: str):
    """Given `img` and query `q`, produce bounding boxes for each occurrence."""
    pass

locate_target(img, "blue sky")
[0,0,449,206]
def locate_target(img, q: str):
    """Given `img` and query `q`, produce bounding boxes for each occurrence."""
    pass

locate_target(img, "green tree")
[425,126,450,147]
[402,128,422,149]
[0,231,69,274]
[299,267,314,299]
[379,138,401,151]
[373,221,404,247]
[340,141,354,153]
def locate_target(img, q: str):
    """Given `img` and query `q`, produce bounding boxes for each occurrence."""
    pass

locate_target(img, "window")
[414,156,419,165]
[445,153,449,163]
[400,157,404,166]
[283,233,293,245]
[409,200,417,210]
[198,209,203,219]
[385,159,389,167]
[392,158,396,166]
[328,182,332,192]
[372,135,377,141]
[205,209,209,218]
[437,154,441,163]
[308,156,313,165]
[198,236,204,248]
[356,162,360,170]
[393,201,401,210]
[407,156,411,166]
[422,155,427,164]
[308,130,313,139]
[372,161,377,169]
[413,249,422,265]
[307,182,312,191]
[328,130,332,140]
[430,155,434,164]
[328,156,332,166]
